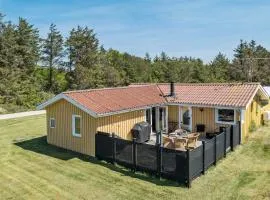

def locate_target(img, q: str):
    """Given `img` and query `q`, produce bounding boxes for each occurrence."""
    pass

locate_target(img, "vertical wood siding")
[168,106,218,132]
[168,105,178,122]
[168,106,241,134]
[46,99,97,156]
[97,110,145,140]
[243,99,263,140]
[192,107,217,133]
[192,107,241,134]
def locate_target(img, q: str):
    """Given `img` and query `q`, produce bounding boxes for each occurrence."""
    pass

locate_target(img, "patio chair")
[186,132,200,138]
[174,138,188,150]
[163,135,175,149]
[184,133,200,149]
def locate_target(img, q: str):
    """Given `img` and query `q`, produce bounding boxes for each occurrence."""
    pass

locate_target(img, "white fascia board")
[36,93,63,110]
[240,109,245,124]
[245,85,270,109]
[259,85,270,99]
[36,93,98,118]
[245,86,260,109]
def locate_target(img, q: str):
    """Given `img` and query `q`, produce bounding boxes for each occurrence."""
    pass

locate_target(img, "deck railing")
[95,121,241,187]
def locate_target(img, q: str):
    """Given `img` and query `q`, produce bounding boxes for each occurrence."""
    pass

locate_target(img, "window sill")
[216,121,236,125]
[72,133,82,138]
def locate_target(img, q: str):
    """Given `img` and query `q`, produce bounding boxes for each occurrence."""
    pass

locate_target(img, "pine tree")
[209,52,230,82]
[65,26,99,89]
[144,52,151,62]
[15,18,40,74]
[41,23,64,92]
[232,40,262,82]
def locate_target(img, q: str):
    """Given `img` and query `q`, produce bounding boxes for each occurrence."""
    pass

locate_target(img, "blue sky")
[1,0,270,63]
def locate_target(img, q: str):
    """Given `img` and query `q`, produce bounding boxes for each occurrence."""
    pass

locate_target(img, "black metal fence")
[95,122,241,187]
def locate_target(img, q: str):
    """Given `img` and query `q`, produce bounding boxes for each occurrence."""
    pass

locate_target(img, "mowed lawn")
[0,115,270,200]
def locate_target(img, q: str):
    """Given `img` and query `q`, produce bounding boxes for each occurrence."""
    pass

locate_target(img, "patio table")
[169,130,189,138]
[166,132,201,150]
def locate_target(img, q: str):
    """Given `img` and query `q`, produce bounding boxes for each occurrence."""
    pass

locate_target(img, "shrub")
[0,106,7,114]
[0,104,29,114]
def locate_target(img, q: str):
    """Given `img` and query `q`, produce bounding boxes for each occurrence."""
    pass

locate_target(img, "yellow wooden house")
[37,83,270,156]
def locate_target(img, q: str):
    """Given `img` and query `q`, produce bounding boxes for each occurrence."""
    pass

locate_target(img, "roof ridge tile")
[63,84,155,94]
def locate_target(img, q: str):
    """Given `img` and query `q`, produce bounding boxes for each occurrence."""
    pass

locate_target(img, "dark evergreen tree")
[209,52,230,82]
[41,23,64,92]
[65,26,100,89]
[15,17,40,73]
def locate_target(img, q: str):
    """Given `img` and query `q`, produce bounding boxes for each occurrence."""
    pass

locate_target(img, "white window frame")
[50,118,56,128]
[72,114,81,137]
[215,108,236,125]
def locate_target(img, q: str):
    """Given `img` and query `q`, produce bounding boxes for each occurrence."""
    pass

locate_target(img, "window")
[215,108,236,124]
[50,118,55,128]
[72,115,81,137]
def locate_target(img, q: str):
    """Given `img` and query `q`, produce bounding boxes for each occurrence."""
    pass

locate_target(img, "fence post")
[156,131,161,145]
[112,132,116,165]
[202,141,205,175]
[156,142,162,179]
[214,135,217,165]
[132,138,137,173]
[186,149,191,188]
[224,131,227,158]
[230,126,234,151]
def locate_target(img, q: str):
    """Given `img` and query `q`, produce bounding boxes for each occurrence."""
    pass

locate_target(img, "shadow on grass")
[14,136,183,187]
[15,136,89,161]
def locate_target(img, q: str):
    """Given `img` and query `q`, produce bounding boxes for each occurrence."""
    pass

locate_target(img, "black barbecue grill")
[131,122,151,143]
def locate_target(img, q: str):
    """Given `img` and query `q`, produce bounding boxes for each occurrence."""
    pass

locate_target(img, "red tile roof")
[63,85,166,115]
[39,82,267,117]
[157,83,261,108]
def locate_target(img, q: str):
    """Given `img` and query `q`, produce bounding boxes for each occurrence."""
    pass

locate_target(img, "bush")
[0,106,7,114]
[0,104,29,114]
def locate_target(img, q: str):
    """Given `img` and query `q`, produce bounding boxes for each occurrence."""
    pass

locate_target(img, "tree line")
[1,13,270,112]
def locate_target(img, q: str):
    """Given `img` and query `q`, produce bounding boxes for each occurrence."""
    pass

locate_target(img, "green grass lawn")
[0,115,270,200]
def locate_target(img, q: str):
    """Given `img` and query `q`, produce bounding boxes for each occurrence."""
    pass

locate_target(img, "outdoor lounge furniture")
[168,128,189,139]
[174,137,188,150]
[174,128,188,136]
[163,135,175,149]
[184,133,200,149]
[163,132,200,150]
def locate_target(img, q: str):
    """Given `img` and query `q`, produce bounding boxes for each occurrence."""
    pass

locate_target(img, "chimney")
[170,82,175,97]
